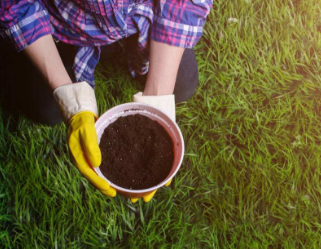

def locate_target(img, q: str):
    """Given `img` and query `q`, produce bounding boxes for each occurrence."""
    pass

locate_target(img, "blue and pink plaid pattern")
[0,0,212,86]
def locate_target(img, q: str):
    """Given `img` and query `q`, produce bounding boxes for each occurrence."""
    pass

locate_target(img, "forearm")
[144,40,184,96]
[23,35,72,90]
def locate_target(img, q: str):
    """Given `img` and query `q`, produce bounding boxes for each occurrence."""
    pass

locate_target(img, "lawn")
[1,0,321,248]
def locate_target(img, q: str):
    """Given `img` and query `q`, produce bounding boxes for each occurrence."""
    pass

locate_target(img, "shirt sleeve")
[151,0,213,48]
[0,0,52,52]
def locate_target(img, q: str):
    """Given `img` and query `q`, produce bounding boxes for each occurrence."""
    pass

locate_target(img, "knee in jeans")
[174,49,199,103]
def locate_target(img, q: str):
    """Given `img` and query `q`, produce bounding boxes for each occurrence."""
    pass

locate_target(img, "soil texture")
[99,114,174,190]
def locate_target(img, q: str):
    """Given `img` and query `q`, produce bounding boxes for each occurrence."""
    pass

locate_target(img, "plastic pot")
[94,102,184,199]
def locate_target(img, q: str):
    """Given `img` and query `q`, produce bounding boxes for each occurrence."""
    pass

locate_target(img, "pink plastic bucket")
[94,102,185,199]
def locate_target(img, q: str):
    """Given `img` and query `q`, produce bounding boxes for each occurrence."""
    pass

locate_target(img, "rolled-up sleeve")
[0,0,52,52]
[151,0,212,48]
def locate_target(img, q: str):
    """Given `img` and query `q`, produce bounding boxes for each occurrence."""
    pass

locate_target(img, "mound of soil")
[99,114,174,189]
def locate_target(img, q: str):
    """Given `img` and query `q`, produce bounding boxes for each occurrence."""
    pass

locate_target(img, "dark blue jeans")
[0,38,198,125]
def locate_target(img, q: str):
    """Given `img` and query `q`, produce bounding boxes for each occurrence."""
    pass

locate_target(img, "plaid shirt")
[0,0,212,86]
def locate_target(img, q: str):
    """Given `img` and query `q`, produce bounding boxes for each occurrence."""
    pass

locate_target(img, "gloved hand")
[131,92,176,203]
[53,82,116,197]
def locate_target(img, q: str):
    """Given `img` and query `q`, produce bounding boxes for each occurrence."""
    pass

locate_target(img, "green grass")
[1,0,321,248]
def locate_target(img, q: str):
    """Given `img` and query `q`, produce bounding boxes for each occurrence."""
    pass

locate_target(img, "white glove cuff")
[133,92,176,122]
[53,82,98,124]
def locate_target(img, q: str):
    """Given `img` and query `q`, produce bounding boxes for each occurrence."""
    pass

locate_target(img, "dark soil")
[99,114,174,190]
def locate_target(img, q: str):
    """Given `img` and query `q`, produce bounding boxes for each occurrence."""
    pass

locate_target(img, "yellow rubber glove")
[68,111,116,197]
[131,92,176,203]
[54,82,116,197]
[130,180,172,203]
